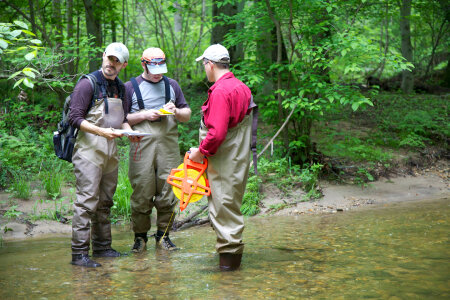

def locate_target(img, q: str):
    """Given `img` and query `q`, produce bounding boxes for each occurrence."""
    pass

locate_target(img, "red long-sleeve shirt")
[199,72,252,157]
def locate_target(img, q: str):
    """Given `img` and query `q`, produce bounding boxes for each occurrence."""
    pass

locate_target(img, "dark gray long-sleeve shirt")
[68,72,128,129]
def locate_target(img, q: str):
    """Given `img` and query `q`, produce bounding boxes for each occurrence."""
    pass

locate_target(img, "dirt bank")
[1,167,448,242]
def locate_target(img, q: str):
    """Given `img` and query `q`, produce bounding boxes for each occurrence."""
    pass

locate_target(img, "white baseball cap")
[141,47,168,74]
[196,44,230,63]
[104,42,129,63]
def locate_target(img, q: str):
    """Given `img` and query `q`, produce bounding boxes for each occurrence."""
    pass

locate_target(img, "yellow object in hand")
[158,108,174,115]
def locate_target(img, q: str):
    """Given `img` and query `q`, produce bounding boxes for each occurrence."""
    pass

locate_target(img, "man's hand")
[163,102,176,114]
[145,109,163,121]
[99,128,123,140]
[189,148,204,163]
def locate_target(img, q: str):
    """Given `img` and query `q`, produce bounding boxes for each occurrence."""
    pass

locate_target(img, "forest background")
[0,0,448,224]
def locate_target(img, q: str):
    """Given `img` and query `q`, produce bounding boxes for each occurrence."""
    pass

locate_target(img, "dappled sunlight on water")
[1,198,448,299]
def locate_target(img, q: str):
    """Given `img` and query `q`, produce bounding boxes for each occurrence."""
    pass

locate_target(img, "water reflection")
[1,198,448,299]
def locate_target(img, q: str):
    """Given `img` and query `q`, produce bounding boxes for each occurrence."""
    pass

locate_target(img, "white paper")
[113,129,151,136]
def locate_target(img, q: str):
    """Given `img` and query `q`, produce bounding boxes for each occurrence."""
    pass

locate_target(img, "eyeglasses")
[203,59,211,66]
[142,58,166,65]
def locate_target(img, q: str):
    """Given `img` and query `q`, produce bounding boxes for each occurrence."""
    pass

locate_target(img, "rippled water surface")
[1,198,449,299]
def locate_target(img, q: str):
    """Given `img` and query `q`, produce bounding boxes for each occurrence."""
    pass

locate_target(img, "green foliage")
[374,93,448,149]
[0,98,47,135]
[30,194,73,222]
[4,205,23,219]
[0,21,43,89]
[8,172,32,200]
[354,167,375,188]
[40,171,63,199]
[241,175,262,216]
[298,163,323,200]
[241,157,324,213]
[317,128,393,162]
[0,129,42,188]
[111,149,132,223]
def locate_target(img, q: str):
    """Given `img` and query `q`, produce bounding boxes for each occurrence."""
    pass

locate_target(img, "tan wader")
[200,115,252,254]
[71,98,124,255]
[128,115,179,234]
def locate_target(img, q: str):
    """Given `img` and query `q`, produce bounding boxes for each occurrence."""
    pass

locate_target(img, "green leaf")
[326,6,332,13]
[30,39,42,45]
[0,38,7,49]
[23,78,34,89]
[22,69,36,78]
[7,70,22,80]
[13,20,28,29]
[21,30,35,36]
[13,78,24,89]
[352,102,360,111]
[24,51,36,61]
[10,30,22,38]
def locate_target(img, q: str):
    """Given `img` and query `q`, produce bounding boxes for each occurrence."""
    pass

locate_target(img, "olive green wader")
[128,115,179,234]
[199,115,252,254]
[71,98,123,255]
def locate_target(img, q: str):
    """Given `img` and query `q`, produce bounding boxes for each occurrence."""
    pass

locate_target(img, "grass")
[9,174,32,200]
[111,148,132,223]
[40,171,64,198]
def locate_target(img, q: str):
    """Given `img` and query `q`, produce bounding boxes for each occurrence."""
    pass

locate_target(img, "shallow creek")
[1,198,448,299]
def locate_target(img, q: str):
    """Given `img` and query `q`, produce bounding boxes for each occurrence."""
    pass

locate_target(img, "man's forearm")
[175,107,191,123]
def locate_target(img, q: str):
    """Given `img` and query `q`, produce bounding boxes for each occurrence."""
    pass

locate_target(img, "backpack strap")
[163,76,170,103]
[130,77,145,110]
[71,73,98,139]
[91,70,109,114]
[248,95,258,175]
[83,73,98,112]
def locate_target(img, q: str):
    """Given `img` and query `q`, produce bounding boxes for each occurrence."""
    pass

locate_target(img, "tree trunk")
[265,0,289,152]
[174,1,182,33]
[400,0,414,93]
[122,0,127,79]
[211,1,243,64]
[83,0,102,72]
[66,0,75,75]
[51,0,63,50]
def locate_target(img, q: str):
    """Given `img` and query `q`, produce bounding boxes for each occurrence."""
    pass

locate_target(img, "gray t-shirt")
[125,75,189,113]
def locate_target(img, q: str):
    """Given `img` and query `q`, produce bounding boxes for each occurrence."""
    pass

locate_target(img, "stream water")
[0,198,448,299]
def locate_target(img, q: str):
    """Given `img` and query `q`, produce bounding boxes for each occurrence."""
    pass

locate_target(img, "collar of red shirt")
[208,71,234,95]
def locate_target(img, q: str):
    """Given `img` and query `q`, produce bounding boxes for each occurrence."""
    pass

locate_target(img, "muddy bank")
[1,169,448,241]
[263,170,449,215]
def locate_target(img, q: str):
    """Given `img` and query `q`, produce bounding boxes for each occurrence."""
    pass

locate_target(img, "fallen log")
[172,205,208,231]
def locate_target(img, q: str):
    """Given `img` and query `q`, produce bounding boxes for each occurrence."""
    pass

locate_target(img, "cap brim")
[195,55,204,62]
[147,64,168,74]
[105,51,125,63]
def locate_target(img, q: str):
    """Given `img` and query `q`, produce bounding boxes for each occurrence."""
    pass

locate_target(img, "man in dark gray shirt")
[69,42,139,267]
[125,47,191,253]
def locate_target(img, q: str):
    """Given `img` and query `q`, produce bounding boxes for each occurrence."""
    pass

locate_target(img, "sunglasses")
[142,58,166,65]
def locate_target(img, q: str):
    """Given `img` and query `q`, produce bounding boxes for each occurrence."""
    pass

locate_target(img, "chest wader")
[71,97,123,255]
[128,115,179,235]
[199,114,252,255]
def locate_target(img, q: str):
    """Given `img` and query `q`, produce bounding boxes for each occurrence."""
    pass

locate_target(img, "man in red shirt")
[189,44,254,271]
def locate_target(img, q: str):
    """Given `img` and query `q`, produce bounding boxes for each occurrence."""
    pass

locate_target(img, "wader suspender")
[130,76,171,110]
[249,95,258,175]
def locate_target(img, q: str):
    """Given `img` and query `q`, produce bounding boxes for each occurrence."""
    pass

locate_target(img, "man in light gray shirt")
[125,47,191,252]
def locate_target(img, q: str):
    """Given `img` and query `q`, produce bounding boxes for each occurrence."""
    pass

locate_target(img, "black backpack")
[53,74,98,162]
